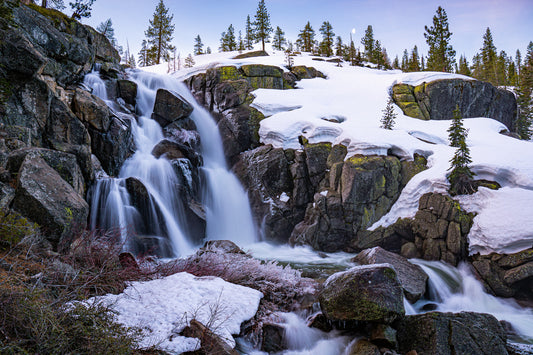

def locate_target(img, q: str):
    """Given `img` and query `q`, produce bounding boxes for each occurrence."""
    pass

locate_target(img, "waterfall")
[85,68,257,256]
[411,259,533,341]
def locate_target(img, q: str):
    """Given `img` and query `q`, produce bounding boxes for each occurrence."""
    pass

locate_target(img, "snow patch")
[87,272,262,353]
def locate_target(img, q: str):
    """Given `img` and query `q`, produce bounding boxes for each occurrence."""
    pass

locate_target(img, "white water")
[86,68,257,256]
[412,259,533,341]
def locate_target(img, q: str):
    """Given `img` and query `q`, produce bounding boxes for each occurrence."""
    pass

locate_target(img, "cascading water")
[86,68,257,256]
[411,259,533,342]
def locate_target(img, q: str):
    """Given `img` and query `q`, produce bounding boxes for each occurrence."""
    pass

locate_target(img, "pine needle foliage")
[447,106,476,195]
[145,0,175,64]
[381,96,397,130]
[253,0,272,51]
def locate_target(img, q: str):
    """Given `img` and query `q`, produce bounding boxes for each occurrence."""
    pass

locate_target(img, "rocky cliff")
[0,1,123,248]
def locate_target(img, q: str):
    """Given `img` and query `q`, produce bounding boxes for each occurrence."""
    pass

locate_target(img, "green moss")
[413,83,426,96]
[347,154,381,166]
[392,84,412,95]
[217,66,242,81]
[0,209,39,250]
[248,107,265,147]
[304,142,332,150]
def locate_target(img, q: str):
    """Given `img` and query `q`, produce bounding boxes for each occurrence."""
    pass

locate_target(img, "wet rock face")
[319,264,405,324]
[392,79,517,130]
[353,246,428,303]
[12,154,88,249]
[396,312,508,355]
[151,88,194,128]
[472,248,533,300]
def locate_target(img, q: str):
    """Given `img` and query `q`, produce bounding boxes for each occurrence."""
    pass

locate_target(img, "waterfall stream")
[86,68,256,257]
[83,68,532,353]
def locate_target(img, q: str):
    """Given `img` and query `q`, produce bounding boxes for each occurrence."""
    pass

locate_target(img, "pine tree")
[516,49,522,79]
[220,24,237,51]
[421,56,425,70]
[69,0,94,19]
[145,0,175,64]
[194,35,204,55]
[479,27,498,84]
[401,49,409,71]
[457,55,471,76]
[447,105,475,195]
[253,0,272,51]
[97,18,122,54]
[516,41,533,140]
[424,6,456,72]
[184,53,195,68]
[361,25,375,62]
[319,21,335,57]
[298,22,315,53]
[138,39,149,67]
[381,96,397,129]
[128,54,136,68]
[238,30,245,52]
[447,105,467,147]
[393,55,400,69]
[272,26,286,51]
[335,36,343,57]
[408,45,420,71]
[206,47,212,54]
[508,60,518,87]
[373,40,384,69]
[245,15,254,50]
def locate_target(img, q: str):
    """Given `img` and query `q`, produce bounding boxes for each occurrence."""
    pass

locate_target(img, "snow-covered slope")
[148,50,533,256]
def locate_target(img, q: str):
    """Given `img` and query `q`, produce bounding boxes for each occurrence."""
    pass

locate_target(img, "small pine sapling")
[184,54,195,68]
[285,49,294,70]
[447,105,467,147]
[381,96,397,129]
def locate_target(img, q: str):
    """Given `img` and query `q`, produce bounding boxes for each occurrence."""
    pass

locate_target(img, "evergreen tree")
[245,15,254,50]
[138,39,149,67]
[206,46,212,54]
[421,56,425,70]
[128,54,136,68]
[516,42,533,140]
[392,55,400,69]
[145,0,175,64]
[361,25,375,62]
[381,96,397,129]
[479,27,498,84]
[69,0,94,19]
[184,53,195,68]
[382,48,391,69]
[496,50,509,86]
[253,0,272,51]
[424,6,455,72]
[335,36,343,57]
[401,49,409,71]
[508,60,518,87]
[97,18,122,54]
[457,55,471,76]
[373,40,384,69]
[272,26,286,51]
[447,105,475,195]
[221,24,236,51]
[194,35,204,55]
[298,22,315,53]
[319,21,335,57]
[238,30,245,52]
[408,45,420,71]
[516,49,522,79]
[447,105,467,147]
[349,39,357,66]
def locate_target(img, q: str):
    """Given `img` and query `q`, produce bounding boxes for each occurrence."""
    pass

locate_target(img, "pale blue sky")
[84,0,532,64]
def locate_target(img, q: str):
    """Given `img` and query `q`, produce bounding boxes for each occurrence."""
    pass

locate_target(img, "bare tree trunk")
[41,0,48,8]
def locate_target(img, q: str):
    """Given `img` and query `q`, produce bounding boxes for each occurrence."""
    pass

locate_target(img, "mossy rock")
[232,50,269,59]
[475,179,501,191]
[27,3,77,34]
[248,106,265,147]
[400,154,428,187]
[394,93,417,103]
[392,84,413,95]
[216,66,243,81]
[397,102,427,120]
[241,64,283,78]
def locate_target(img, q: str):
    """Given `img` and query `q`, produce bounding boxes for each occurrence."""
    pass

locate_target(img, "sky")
[83,0,533,64]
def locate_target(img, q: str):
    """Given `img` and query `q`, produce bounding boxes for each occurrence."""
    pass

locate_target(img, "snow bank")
[88,272,262,353]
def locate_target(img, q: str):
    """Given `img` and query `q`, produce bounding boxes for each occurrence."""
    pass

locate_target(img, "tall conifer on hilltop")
[361,25,375,62]
[424,6,455,72]
[145,0,175,64]
[245,15,254,50]
[479,27,498,84]
[298,22,315,53]
[253,0,272,51]
[319,21,335,57]
[194,35,204,55]
[272,26,286,51]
